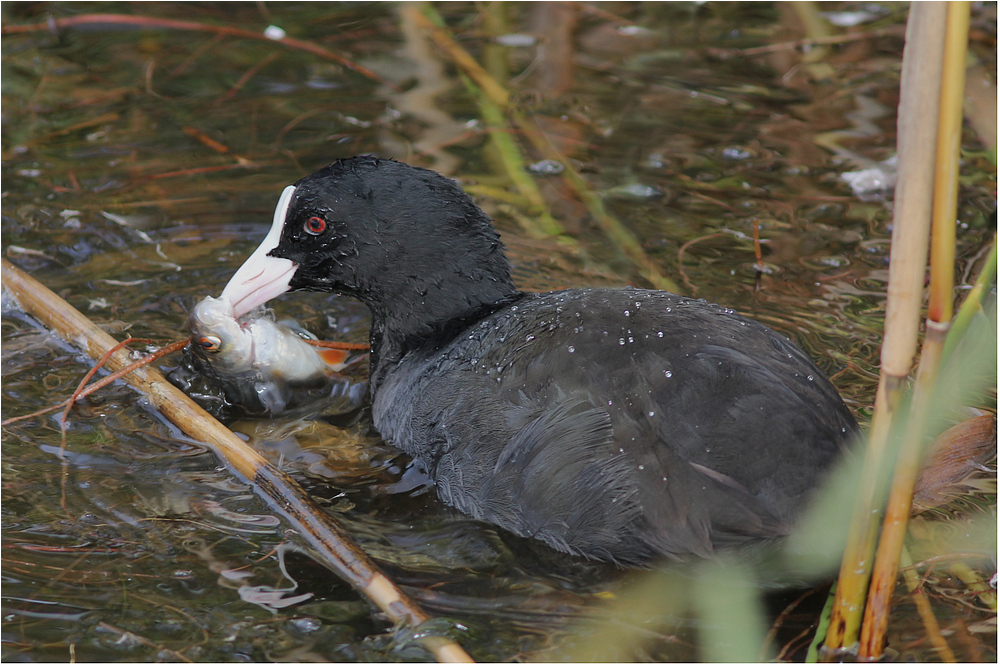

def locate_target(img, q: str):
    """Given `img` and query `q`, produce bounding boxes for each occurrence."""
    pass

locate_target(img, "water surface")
[2,2,996,661]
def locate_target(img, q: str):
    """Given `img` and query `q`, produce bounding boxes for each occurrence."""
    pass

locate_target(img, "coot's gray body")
[373,288,854,564]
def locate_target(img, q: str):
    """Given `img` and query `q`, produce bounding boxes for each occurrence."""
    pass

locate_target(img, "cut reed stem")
[822,2,948,655]
[858,4,971,658]
[0,258,473,664]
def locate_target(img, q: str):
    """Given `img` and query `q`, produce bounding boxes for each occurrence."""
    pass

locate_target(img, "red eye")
[305,216,326,235]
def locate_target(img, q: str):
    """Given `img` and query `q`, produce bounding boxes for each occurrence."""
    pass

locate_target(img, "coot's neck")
[362,270,522,391]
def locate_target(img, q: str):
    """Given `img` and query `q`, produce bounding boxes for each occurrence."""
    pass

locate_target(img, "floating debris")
[841,156,898,202]
[526,159,564,175]
[495,33,536,47]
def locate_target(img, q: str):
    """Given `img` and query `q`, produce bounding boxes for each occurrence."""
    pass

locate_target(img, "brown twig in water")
[169,31,226,78]
[103,162,282,197]
[686,189,737,212]
[759,586,825,660]
[775,626,816,662]
[949,561,998,612]
[2,339,190,427]
[751,219,765,270]
[26,112,120,148]
[144,58,160,97]
[740,25,905,56]
[3,399,71,426]
[751,218,766,305]
[57,334,150,513]
[215,51,281,105]
[60,336,150,429]
[1,13,396,90]
[182,126,233,155]
[148,163,279,181]
[677,233,725,295]
[911,553,1000,570]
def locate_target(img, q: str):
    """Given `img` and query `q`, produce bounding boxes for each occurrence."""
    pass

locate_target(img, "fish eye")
[304,216,327,235]
[196,335,222,352]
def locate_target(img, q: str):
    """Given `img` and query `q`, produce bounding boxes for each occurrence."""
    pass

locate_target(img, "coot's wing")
[434,394,647,562]
[415,384,792,564]
[615,336,851,557]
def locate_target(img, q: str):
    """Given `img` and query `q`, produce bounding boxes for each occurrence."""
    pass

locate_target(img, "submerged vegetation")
[2,2,996,662]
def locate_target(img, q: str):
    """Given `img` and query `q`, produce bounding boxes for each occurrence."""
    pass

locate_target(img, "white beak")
[221,185,298,318]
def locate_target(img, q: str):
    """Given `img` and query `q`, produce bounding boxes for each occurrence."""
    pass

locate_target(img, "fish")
[189,295,350,385]
[168,295,365,420]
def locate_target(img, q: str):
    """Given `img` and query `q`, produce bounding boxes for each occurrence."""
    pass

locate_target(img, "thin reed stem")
[858,4,971,658]
[823,3,948,655]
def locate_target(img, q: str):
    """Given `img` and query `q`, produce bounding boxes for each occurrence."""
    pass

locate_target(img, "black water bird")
[220,156,857,565]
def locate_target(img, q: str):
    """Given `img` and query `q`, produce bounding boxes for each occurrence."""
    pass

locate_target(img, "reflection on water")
[2,2,995,662]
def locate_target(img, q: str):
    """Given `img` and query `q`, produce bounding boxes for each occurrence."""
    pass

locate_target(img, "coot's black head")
[287,157,513,296]
[221,157,520,369]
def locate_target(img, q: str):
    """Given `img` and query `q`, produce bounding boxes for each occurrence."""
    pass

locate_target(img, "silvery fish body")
[169,295,359,420]
[189,295,346,385]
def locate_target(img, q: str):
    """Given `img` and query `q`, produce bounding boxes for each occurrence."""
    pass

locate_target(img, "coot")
[220,156,857,565]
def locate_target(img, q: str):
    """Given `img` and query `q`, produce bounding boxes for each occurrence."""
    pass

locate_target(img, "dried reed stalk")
[823,2,949,655]
[0,258,473,664]
[1,13,391,88]
[858,3,972,659]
